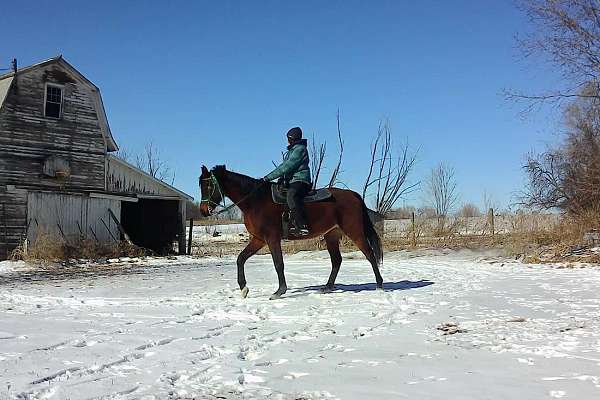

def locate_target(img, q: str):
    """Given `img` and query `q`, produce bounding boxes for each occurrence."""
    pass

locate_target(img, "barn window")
[44,83,63,118]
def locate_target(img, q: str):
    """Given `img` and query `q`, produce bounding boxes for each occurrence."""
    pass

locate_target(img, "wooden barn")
[0,56,193,259]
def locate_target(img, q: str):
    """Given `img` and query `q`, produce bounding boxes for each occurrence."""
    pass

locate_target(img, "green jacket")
[265,139,311,185]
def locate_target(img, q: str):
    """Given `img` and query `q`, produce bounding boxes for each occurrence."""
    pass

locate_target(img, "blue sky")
[2,1,565,210]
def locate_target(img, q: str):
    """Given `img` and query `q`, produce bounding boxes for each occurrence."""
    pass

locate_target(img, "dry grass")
[10,232,148,263]
[500,210,600,263]
[187,212,600,264]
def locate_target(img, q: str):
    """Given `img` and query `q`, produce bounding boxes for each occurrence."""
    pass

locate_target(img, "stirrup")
[290,225,310,236]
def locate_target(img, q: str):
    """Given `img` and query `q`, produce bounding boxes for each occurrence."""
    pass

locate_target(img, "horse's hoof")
[240,287,249,298]
[320,286,334,294]
[376,284,385,292]
[269,289,286,300]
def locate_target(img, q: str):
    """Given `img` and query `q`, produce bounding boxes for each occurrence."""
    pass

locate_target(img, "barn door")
[0,188,28,260]
[27,192,121,245]
[27,192,86,243]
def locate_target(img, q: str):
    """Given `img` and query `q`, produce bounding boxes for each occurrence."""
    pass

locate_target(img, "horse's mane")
[212,165,264,194]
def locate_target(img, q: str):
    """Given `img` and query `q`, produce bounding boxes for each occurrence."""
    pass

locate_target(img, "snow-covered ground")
[1,250,599,399]
[188,224,249,245]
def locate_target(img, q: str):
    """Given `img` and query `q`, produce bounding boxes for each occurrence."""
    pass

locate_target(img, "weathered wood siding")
[0,65,106,191]
[0,77,13,110]
[0,186,27,259]
[27,192,120,245]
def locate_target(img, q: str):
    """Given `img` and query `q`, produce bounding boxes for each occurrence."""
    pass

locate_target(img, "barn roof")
[0,56,119,152]
[107,154,194,201]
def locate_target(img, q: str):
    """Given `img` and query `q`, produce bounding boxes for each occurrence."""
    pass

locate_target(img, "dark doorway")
[121,199,180,254]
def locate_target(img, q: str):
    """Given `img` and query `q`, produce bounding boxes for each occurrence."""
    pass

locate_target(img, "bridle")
[200,172,226,215]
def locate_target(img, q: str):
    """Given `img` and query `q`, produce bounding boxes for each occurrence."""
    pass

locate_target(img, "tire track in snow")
[27,336,181,388]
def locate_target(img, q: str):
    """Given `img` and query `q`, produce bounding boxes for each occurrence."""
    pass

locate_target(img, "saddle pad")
[271,185,333,205]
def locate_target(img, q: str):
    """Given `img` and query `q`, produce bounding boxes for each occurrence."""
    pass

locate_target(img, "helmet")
[286,127,302,141]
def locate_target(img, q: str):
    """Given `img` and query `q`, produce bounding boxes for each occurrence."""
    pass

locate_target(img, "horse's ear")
[201,165,209,174]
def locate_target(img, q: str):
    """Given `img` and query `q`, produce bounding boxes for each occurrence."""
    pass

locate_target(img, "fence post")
[187,218,194,255]
[488,208,495,237]
[411,211,416,247]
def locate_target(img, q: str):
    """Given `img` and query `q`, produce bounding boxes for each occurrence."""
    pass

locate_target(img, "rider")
[262,127,312,236]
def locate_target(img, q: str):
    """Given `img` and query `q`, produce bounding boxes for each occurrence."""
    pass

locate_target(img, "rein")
[201,172,266,216]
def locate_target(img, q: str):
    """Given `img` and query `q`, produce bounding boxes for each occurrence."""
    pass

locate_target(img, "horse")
[199,165,383,299]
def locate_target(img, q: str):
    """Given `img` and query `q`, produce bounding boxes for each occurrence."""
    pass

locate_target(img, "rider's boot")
[290,207,310,237]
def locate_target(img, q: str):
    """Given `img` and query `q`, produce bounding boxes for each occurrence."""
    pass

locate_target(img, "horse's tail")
[356,194,383,266]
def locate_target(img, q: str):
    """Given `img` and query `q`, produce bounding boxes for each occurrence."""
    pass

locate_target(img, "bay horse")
[199,165,383,299]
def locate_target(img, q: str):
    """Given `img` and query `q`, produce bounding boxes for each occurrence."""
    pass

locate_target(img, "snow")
[188,224,249,245]
[1,250,600,399]
[0,260,32,275]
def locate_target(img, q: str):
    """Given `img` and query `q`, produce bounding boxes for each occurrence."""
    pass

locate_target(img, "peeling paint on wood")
[27,192,121,244]
[0,62,108,256]
[0,65,106,192]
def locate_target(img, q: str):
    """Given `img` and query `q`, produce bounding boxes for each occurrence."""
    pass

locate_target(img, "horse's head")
[199,165,226,217]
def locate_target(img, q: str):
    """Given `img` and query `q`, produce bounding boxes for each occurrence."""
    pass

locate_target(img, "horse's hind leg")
[237,237,265,298]
[341,223,384,290]
[323,229,343,293]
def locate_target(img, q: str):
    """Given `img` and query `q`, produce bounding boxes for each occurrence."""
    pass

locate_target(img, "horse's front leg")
[237,237,265,298]
[267,239,287,300]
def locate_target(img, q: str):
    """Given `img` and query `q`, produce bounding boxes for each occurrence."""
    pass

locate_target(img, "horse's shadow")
[291,279,434,296]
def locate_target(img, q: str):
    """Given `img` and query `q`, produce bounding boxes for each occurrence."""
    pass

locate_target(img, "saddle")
[271,184,333,205]
[271,184,333,239]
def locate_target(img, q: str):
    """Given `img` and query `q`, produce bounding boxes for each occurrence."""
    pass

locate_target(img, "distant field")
[189,214,561,238]
[185,214,562,257]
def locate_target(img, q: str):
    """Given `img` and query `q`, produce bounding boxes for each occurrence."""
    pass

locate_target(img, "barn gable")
[0,56,117,152]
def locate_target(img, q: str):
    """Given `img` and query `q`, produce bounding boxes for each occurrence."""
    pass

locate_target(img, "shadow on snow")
[292,279,434,294]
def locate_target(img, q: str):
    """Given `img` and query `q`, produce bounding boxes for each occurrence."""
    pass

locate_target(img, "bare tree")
[114,143,175,185]
[426,162,459,219]
[186,200,204,220]
[328,110,344,187]
[362,120,419,215]
[418,206,438,219]
[522,96,600,214]
[135,141,175,184]
[457,203,481,218]
[508,1,600,217]
[483,189,499,213]
[309,133,326,190]
[508,0,600,105]
[114,147,131,162]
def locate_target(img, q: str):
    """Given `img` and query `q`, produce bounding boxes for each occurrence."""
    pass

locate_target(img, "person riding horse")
[262,127,311,236]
